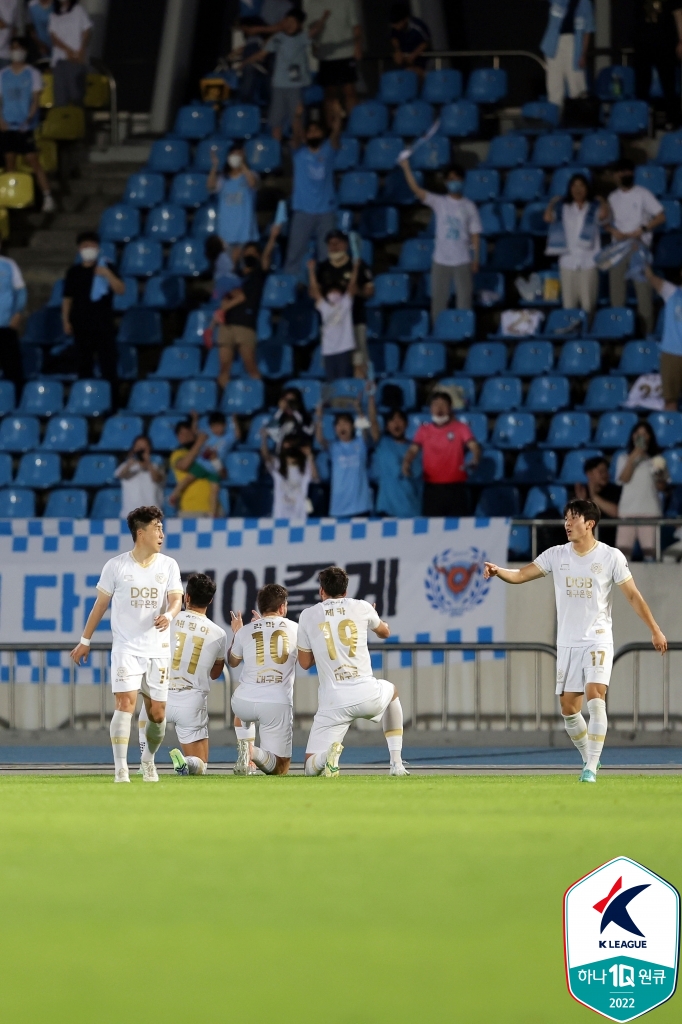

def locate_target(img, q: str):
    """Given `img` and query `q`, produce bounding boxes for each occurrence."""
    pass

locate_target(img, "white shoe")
[323,741,343,777]
[389,761,410,776]
[234,739,250,775]
[42,193,55,212]
[140,759,159,782]
[114,768,130,783]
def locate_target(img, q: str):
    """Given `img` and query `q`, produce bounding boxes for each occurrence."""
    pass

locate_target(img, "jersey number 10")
[319,619,358,660]
[172,632,205,674]
[253,629,290,666]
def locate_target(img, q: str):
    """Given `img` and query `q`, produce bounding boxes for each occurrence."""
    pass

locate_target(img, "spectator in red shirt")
[402,391,480,516]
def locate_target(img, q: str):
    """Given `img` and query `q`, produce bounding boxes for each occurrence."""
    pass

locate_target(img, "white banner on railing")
[0,517,510,644]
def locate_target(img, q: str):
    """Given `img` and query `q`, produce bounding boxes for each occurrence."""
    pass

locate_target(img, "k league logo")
[564,856,680,1021]
[424,547,489,617]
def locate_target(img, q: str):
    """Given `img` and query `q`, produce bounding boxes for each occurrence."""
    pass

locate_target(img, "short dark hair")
[319,566,349,598]
[430,390,452,407]
[325,229,348,244]
[77,230,99,245]
[447,164,465,179]
[175,418,193,437]
[10,35,28,48]
[563,498,601,527]
[565,172,592,204]
[257,583,289,614]
[334,412,355,431]
[613,157,635,173]
[186,573,216,608]
[583,456,608,473]
[228,141,244,154]
[208,411,226,426]
[390,1,410,23]
[386,408,407,424]
[287,8,306,22]
[126,505,164,541]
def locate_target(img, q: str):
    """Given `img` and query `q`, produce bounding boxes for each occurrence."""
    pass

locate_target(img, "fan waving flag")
[397,119,442,164]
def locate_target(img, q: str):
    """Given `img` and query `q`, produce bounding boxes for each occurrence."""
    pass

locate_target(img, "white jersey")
[231,615,298,705]
[534,541,632,647]
[297,598,382,710]
[170,611,228,693]
[97,551,183,657]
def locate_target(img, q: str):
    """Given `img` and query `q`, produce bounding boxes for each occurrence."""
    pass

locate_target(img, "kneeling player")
[229,583,298,775]
[299,566,408,777]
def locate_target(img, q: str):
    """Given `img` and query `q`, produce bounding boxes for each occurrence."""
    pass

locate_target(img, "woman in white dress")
[615,421,668,561]
[544,173,609,317]
[261,431,318,520]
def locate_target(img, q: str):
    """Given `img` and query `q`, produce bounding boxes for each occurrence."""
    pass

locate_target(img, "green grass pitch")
[0,775,680,1023]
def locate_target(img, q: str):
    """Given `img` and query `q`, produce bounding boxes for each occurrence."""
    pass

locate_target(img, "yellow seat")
[40,71,54,109]
[17,135,58,175]
[84,73,110,108]
[0,208,10,240]
[41,104,85,141]
[0,172,35,208]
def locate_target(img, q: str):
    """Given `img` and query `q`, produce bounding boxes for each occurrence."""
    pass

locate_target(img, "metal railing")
[91,59,119,147]
[512,518,682,562]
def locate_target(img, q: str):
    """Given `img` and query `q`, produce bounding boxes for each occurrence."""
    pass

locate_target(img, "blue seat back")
[657,130,682,166]
[398,237,434,272]
[654,230,682,268]
[464,341,506,376]
[148,138,189,173]
[590,307,634,339]
[225,450,260,486]
[167,238,209,276]
[456,411,487,444]
[174,104,216,139]
[0,380,15,416]
[154,347,201,380]
[475,485,520,517]
[90,488,122,519]
[0,487,35,517]
[634,164,667,196]
[220,103,261,139]
[542,307,586,339]
[128,379,171,414]
[149,415,184,452]
[391,100,434,137]
[244,135,281,173]
[120,239,163,277]
[274,302,318,345]
[193,137,229,172]
[466,68,507,103]
[509,340,553,376]
[174,378,218,414]
[402,342,446,378]
[491,412,535,449]
[490,234,534,271]
[41,415,88,452]
[486,134,528,168]
[370,273,410,306]
[519,201,549,236]
[521,100,560,126]
[607,100,649,135]
[557,340,601,376]
[513,450,558,484]
[72,453,118,486]
[433,309,475,341]
[464,168,500,202]
[577,131,620,166]
[181,308,213,345]
[409,135,451,170]
[523,483,567,516]
[525,375,570,412]
[191,202,218,238]
[594,411,638,448]
[582,376,629,410]
[531,133,573,167]
[333,136,360,171]
[347,101,389,137]
[559,449,604,483]
[117,307,162,345]
[422,69,462,104]
[439,100,479,137]
[385,308,429,341]
[169,173,209,208]
[548,165,590,197]
[100,203,140,242]
[478,201,515,235]
[65,379,111,417]
[113,276,139,311]
[618,340,659,375]
[502,167,544,201]
[145,203,187,242]
[478,376,522,411]
[15,451,61,488]
[595,66,635,101]
[255,343,293,379]
[664,447,682,485]
[363,135,405,171]
[379,69,419,104]
[648,410,682,447]
[96,414,144,451]
[19,380,63,416]
[338,171,378,205]
[359,205,400,237]
[468,449,505,484]
[117,345,140,379]
[124,172,165,208]
[545,411,592,448]
[44,488,88,518]
[262,274,297,309]
[143,274,185,310]
[221,378,265,415]
[659,199,681,232]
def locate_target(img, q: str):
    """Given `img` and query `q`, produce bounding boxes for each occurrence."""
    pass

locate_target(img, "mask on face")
[241,254,260,271]
[326,290,343,305]
[432,413,450,426]
[620,173,634,188]
[446,179,464,195]
[80,246,99,263]
[307,136,322,150]
[10,48,26,63]
[227,153,243,169]
[328,250,349,267]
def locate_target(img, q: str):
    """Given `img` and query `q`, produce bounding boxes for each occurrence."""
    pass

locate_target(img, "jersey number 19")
[319,619,358,660]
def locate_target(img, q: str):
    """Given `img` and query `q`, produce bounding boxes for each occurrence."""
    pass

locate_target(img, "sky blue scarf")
[546,200,599,255]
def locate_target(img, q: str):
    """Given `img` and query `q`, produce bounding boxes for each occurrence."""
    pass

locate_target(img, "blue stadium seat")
[253,342,292,379]
[466,68,507,104]
[72,453,117,486]
[607,101,649,135]
[347,101,389,137]
[19,380,63,416]
[128,379,171,414]
[274,302,318,345]
[531,133,574,168]
[327,379,365,408]
[174,378,217,414]
[595,66,635,101]
[149,415,184,452]
[191,202,218,238]
[379,69,419,104]
[359,205,400,237]
[119,239,163,277]
[169,173,209,208]
[167,238,209,276]
[549,165,591,197]
[22,306,67,346]
[475,485,520,517]
[580,376,628,411]
[653,230,682,268]
[659,199,681,231]
[225,451,260,486]
[577,131,619,166]
[478,201,516,235]
[521,100,560,127]
[616,340,659,375]
[368,273,410,307]
[431,309,475,341]
[477,376,522,411]
[490,412,535,449]
[148,138,189,173]
[474,270,505,306]
[540,308,587,339]
[378,169,426,209]
[398,238,434,272]
[434,376,474,407]
[556,340,601,376]
[152,347,201,380]
[559,449,604,483]
[65,380,111,417]
[333,136,360,171]
[117,308,162,346]
[284,378,322,411]
[502,167,545,202]
[508,524,531,558]
[635,164,667,196]
[376,377,417,411]
[221,379,265,415]
[525,375,570,412]
[490,234,534,271]
[522,483,567,516]
[145,203,187,242]
[593,411,638,448]
[368,340,400,376]
[41,415,88,452]
[262,274,297,309]
[402,342,446,378]
[649,410,682,447]
[384,308,429,341]
[464,168,500,202]
[123,172,164,208]
[179,308,213,345]
[486,134,528,168]
[656,130,682,165]
[192,137,229,172]
[90,488,122,518]
[220,103,260,139]
[0,488,34,517]
[44,488,88,518]
[174,103,215,140]
[439,100,479,137]
[15,451,61,488]
[589,307,634,339]
[392,100,434,137]
[99,203,140,242]
[519,201,549,236]
[338,171,378,205]
[462,341,506,377]
[512,450,557,484]
[244,135,281,173]
[117,342,139,377]
[409,135,451,170]
[664,447,682,484]
[94,414,144,451]
[113,276,139,311]
[47,278,64,307]
[242,412,270,450]
[422,68,462,104]
[510,341,554,376]
[540,411,592,449]
[0,381,15,416]
[468,449,505,484]
[143,274,185,310]
[456,411,488,444]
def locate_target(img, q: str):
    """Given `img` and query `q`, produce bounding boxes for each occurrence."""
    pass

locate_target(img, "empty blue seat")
[490,234,534,271]
[578,131,619,167]
[463,341,506,377]
[225,450,260,486]
[368,340,400,376]
[502,167,545,202]
[148,138,189,173]
[649,410,682,447]
[410,135,452,171]
[522,483,567,516]
[99,203,140,242]
[541,411,592,449]
[525,375,570,412]
[398,238,434,272]
[616,340,659,375]
[65,379,111,417]
[15,451,61,488]
[440,100,479,137]
[513,450,558,484]
[593,411,638,448]
[347,101,389,137]
[392,100,434,137]
[595,65,635,101]
[436,376,475,407]
[422,68,462,104]
[522,100,560,127]
[654,230,682,268]
[657,130,682,166]
[72,453,117,486]
[541,307,587,339]
[635,164,667,196]
[220,103,260,139]
[153,347,201,380]
[659,199,681,231]
[519,201,549,236]
[475,484,520,517]
[464,168,500,202]
[333,136,360,171]
[431,309,475,341]
[369,273,410,307]
[510,341,553,376]
[559,449,604,483]
[262,274,297,309]
[174,103,215,140]
[581,376,628,411]
[0,381,15,416]
[664,447,682,484]
[451,412,485,446]
[474,270,505,306]
[174,378,218,414]
[124,172,165,208]
[191,202,218,238]
[359,205,400,237]
[90,488,122,518]
[113,276,139,311]
[167,238,209,276]
[466,68,507,104]
[274,302,318,344]
[145,203,187,242]
[42,415,88,452]
[607,100,649,135]
[508,524,531,558]
[170,173,209,208]
[128,379,171,414]
[468,448,505,484]
[486,134,528,168]
[242,412,270,450]
[589,307,634,339]
[19,380,63,416]
[143,274,186,310]
[44,488,88,518]
[549,165,591,197]
[120,239,163,277]
[47,278,64,308]
[117,307,162,345]
[0,487,34,517]
[244,135,281,173]
[95,414,143,451]
[193,137,229,172]
[327,379,365,408]
[491,412,535,449]
[149,415,184,452]
[379,69,419,104]
[557,340,601,376]
[221,379,265,415]
[402,342,446,378]
[384,308,429,341]
[338,171,378,205]
[477,376,522,411]
[478,201,515,235]
[531,133,574,168]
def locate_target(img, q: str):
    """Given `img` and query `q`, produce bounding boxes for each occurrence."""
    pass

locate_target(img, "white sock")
[586,698,607,773]
[186,756,207,775]
[138,705,148,758]
[142,718,166,762]
[235,723,255,742]
[110,710,132,772]
[305,751,327,776]
[382,698,404,765]
[252,746,277,773]
[562,712,588,762]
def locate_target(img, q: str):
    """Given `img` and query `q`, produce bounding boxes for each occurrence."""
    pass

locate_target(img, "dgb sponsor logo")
[130,587,158,599]
[424,547,489,617]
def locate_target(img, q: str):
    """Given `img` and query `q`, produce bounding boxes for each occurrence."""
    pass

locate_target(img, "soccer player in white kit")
[70,506,183,782]
[298,566,409,777]
[229,583,298,776]
[484,499,667,782]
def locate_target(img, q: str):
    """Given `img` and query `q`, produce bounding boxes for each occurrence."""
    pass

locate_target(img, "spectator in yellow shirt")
[169,419,219,517]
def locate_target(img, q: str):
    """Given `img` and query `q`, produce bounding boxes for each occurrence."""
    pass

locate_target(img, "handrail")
[421,49,547,73]
[511,517,682,562]
[91,58,119,147]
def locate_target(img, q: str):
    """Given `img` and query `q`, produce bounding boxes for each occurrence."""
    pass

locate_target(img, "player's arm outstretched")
[70,590,111,664]
[618,577,668,654]
[484,562,545,584]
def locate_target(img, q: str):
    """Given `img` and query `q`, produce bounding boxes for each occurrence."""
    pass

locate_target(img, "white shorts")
[111,653,170,702]
[556,644,614,695]
[305,678,395,755]
[166,688,209,744]
[231,695,293,758]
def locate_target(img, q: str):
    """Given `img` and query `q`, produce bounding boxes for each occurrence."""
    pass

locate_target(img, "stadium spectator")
[61,231,125,400]
[0,0,17,69]
[540,0,594,109]
[402,391,480,517]
[645,265,682,410]
[234,16,271,107]
[211,248,265,388]
[0,242,26,389]
[389,2,431,79]
[633,0,682,129]
[0,36,55,211]
[400,159,482,322]
[573,455,620,546]
[207,143,259,261]
[284,103,342,275]
[115,436,165,518]
[48,0,92,108]
[308,255,359,381]
[315,230,373,376]
[544,173,607,316]
[615,422,668,560]
[316,404,372,517]
[261,430,318,519]
[369,403,422,517]
[204,234,237,297]
[169,417,221,518]
[266,386,314,450]
[608,158,665,336]
[304,0,362,122]
[28,0,52,58]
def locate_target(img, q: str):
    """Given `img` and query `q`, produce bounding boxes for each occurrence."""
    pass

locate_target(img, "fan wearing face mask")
[0,36,54,211]
[207,143,260,263]
[315,230,374,377]
[307,255,360,381]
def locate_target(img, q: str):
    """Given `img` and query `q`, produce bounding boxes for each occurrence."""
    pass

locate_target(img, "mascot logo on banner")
[424,547,490,617]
